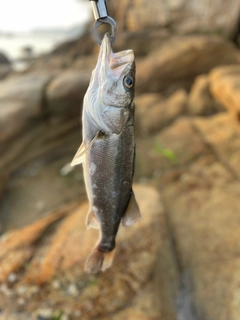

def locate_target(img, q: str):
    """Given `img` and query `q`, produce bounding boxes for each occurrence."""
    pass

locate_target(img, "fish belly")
[83,123,134,250]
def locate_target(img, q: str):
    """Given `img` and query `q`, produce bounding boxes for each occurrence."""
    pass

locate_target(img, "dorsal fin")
[122,191,141,227]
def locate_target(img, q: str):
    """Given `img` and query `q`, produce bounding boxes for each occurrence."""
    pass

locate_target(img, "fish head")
[93,33,135,108]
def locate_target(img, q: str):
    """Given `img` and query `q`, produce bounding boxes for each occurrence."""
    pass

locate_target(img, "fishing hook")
[89,0,116,44]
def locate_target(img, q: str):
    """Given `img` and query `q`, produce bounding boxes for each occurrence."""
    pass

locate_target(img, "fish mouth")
[100,33,134,76]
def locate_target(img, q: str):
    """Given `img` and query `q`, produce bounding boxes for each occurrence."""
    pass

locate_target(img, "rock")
[136,118,208,179]
[0,52,10,65]
[46,70,90,116]
[162,169,240,320]
[35,308,53,320]
[0,312,29,320]
[66,283,79,297]
[0,65,11,81]
[0,185,179,320]
[150,112,240,320]
[188,74,224,116]
[0,73,52,104]
[135,89,187,136]
[136,35,240,93]
[112,29,171,57]
[209,65,240,118]
[51,32,96,58]
[0,52,11,80]
[0,101,39,142]
[193,113,240,179]
[0,73,53,142]
[108,0,240,37]
[0,206,71,282]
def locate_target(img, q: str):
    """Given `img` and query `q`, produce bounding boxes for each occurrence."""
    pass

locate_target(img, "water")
[0,27,87,72]
[0,27,84,62]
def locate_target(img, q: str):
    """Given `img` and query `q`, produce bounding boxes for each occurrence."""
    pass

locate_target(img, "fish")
[71,32,141,274]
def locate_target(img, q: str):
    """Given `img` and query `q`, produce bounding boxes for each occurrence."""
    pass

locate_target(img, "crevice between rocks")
[39,75,56,120]
[160,198,198,320]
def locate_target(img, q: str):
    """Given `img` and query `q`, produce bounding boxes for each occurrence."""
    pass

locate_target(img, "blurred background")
[1,0,240,319]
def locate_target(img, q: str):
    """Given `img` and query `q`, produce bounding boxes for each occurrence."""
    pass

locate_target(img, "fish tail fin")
[84,246,115,274]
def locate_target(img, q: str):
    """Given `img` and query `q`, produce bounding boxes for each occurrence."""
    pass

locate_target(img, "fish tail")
[84,245,115,274]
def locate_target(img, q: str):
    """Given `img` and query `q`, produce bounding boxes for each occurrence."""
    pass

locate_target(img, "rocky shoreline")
[1,1,240,319]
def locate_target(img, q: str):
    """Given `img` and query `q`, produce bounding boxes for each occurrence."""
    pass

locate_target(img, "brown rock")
[112,29,171,57]
[24,203,93,285]
[0,73,52,104]
[0,73,53,142]
[136,118,208,179]
[0,248,33,283]
[0,65,11,80]
[209,65,240,117]
[135,90,187,136]
[108,0,240,37]
[0,206,71,260]
[46,70,90,116]
[193,113,240,179]
[0,185,179,320]
[0,204,74,282]
[0,101,38,142]
[0,52,10,65]
[136,35,240,93]
[163,175,240,320]
[188,74,224,116]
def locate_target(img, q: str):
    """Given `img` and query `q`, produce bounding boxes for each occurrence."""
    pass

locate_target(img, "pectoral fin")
[71,131,102,167]
[71,142,86,166]
[86,210,99,229]
[122,191,141,227]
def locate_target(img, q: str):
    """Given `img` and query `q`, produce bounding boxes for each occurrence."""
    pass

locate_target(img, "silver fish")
[71,33,141,274]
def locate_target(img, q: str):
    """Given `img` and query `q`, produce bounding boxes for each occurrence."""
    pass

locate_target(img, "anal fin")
[86,210,99,229]
[122,191,141,227]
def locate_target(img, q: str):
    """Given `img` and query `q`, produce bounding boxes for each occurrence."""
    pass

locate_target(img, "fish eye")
[124,75,134,89]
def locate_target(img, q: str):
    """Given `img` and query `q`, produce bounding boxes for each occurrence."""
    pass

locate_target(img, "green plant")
[154,143,178,164]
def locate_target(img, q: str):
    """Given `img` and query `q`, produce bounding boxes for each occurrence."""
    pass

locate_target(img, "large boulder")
[0,52,11,80]
[161,113,240,320]
[135,89,187,137]
[0,185,179,320]
[188,74,224,116]
[136,36,240,93]
[0,52,10,65]
[209,65,240,118]
[0,73,53,142]
[46,70,90,116]
[136,35,240,93]
[135,118,208,178]
[108,0,240,37]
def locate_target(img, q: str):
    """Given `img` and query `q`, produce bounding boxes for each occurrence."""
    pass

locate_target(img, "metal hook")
[89,0,116,45]
[93,16,116,45]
